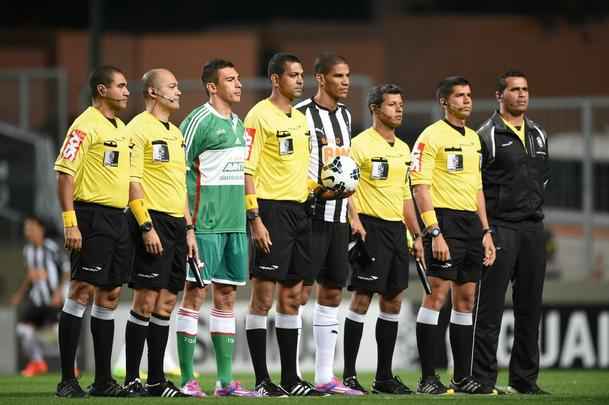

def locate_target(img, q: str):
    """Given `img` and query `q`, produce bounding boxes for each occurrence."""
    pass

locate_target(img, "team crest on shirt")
[410,142,425,172]
[62,129,86,161]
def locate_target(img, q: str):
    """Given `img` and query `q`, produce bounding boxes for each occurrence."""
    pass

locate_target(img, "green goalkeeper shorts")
[186,232,248,286]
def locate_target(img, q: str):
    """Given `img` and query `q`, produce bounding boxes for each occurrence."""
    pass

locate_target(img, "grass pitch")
[0,370,607,405]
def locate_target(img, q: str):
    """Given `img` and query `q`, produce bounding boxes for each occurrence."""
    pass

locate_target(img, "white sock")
[16,323,43,362]
[176,306,199,336]
[296,306,303,379]
[313,304,339,385]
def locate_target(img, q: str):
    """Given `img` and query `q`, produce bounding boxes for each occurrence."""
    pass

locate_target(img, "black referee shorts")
[425,208,483,283]
[347,214,410,296]
[128,210,187,295]
[250,199,312,284]
[71,202,133,288]
[304,219,350,288]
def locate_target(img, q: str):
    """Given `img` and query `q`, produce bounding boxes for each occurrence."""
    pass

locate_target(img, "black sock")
[147,313,170,385]
[59,311,83,382]
[125,311,150,384]
[91,315,115,386]
[276,327,298,387]
[375,318,398,381]
[416,322,438,378]
[343,317,364,379]
[246,328,269,385]
[450,322,473,382]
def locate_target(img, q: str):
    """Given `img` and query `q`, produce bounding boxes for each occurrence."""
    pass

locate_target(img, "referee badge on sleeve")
[370,157,389,180]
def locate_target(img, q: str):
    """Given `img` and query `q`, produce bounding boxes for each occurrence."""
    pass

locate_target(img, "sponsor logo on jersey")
[223,161,244,172]
[62,129,86,161]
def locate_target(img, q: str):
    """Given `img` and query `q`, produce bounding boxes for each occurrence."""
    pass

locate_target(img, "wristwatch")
[140,221,153,233]
[185,224,196,232]
[246,210,259,221]
[429,227,442,238]
[483,228,494,235]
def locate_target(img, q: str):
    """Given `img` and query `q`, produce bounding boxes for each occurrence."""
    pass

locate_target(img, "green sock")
[212,333,235,386]
[177,332,196,386]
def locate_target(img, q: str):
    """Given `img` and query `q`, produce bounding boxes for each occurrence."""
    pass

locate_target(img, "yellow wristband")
[245,194,258,211]
[421,210,438,227]
[62,210,78,228]
[307,178,320,193]
[128,198,152,226]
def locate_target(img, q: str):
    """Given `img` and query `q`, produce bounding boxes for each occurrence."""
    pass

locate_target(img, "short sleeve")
[128,127,145,183]
[409,130,437,186]
[244,112,267,176]
[54,125,93,176]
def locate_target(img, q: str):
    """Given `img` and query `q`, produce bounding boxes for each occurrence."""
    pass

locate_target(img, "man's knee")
[68,281,94,306]
[181,282,207,310]
[349,291,372,314]
[212,283,236,311]
[318,285,342,307]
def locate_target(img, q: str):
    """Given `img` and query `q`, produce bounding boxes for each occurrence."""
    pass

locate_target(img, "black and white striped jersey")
[295,98,352,223]
[23,239,69,306]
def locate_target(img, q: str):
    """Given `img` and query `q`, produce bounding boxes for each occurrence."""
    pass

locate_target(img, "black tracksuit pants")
[472,220,546,390]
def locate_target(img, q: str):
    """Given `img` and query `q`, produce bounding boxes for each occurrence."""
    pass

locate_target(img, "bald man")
[122,68,197,397]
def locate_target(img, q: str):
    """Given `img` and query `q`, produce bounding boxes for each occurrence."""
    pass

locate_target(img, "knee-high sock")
[246,314,269,385]
[148,313,170,385]
[90,304,115,386]
[313,304,339,385]
[58,299,87,381]
[375,312,399,381]
[450,310,473,382]
[276,312,301,387]
[176,307,199,386]
[210,308,236,387]
[416,307,440,378]
[342,310,365,379]
[125,310,149,383]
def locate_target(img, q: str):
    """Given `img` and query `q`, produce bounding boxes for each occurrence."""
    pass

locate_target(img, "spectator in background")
[11,215,70,377]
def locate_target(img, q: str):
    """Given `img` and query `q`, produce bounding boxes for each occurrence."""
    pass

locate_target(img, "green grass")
[0,370,607,404]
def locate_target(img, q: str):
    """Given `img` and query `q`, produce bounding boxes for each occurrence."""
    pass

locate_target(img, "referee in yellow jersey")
[244,53,324,397]
[342,84,423,395]
[410,76,496,395]
[122,69,195,397]
[54,66,131,397]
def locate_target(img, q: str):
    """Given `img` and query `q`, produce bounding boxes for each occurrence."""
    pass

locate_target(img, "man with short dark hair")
[175,59,256,397]
[411,76,496,395]
[295,52,364,396]
[342,83,423,395]
[244,53,325,397]
[472,70,550,395]
[54,65,131,397]
[122,68,193,397]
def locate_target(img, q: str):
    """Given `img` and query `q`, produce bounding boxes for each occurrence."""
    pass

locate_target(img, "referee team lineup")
[52,51,550,397]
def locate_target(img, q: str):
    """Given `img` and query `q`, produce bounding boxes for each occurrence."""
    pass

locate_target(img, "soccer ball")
[320,155,360,193]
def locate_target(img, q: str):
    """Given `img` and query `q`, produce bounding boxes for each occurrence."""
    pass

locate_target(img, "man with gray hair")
[122,68,197,397]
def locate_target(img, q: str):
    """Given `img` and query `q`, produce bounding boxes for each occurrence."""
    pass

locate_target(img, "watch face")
[431,228,441,237]
[141,222,152,232]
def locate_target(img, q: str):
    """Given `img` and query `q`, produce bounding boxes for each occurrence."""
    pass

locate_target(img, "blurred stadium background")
[0,0,607,377]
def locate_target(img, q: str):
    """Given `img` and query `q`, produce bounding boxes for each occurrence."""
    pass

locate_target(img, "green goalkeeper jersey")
[181,102,246,233]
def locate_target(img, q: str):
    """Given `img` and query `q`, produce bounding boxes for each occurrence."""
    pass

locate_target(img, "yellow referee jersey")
[410,120,482,212]
[351,128,412,221]
[244,99,310,203]
[54,106,129,208]
[127,111,186,217]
